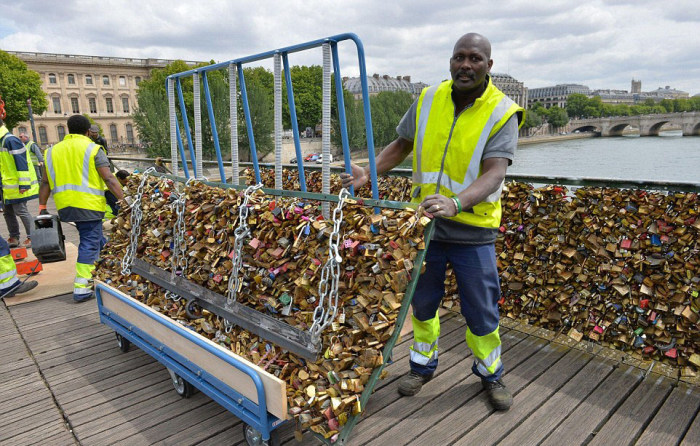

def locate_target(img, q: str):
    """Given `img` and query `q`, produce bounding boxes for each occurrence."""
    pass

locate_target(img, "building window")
[110,124,118,143]
[38,127,48,145]
[48,73,57,84]
[52,96,62,114]
[17,126,27,135]
[122,97,130,113]
[135,76,142,85]
[105,97,114,113]
[67,74,75,85]
[119,76,126,87]
[85,75,93,85]
[103,75,110,85]
[57,125,66,141]
[88,97,97,114]
[71,97,80,114]
[126,124,134,143]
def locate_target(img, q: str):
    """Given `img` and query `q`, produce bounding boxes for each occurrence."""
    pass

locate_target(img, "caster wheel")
[243,423,280,446]
[115,333,130,353]
[185,299,201,319]
[168,369,195,398]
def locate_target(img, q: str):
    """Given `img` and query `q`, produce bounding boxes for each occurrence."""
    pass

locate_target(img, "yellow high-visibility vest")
[411,78,524,229]
[46,134,106,213]
[0,125,39,203]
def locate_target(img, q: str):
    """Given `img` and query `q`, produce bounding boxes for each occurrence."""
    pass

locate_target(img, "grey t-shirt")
[396,99,519,245]
[58,147,110,222]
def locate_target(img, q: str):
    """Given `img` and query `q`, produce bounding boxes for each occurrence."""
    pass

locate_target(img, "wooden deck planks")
[540,364,644,446]
[636,383,700,446]
[498,357,616,445]
[456,348,594,445]
[587,374,674,446]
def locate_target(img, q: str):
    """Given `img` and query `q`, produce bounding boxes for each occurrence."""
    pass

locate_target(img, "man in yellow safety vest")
[0,119,38,249]
[18,132,44,183]
[38,115,124,302]
[342,33,524,411]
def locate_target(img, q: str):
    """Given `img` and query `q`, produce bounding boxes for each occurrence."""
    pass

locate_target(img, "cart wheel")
[115,333,130,353]
[185,299,201,319]
[243,423,280,446]
[170,371,195,398]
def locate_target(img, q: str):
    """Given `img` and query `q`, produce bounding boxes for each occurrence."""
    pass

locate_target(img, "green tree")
[370,90,414,148]
[547,106,569,128]
[331,88,366,151]
[237,78,273,162]
[0,50,48,130]
[659,99,674,113]
[522,107,543,129]
[282,65,323,131]
[565,93,589,118]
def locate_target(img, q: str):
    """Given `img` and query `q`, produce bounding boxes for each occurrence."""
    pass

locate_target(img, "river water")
[509,131,699,184]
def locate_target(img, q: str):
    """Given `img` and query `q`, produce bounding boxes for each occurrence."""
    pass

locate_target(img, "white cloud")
[1,0,698,95]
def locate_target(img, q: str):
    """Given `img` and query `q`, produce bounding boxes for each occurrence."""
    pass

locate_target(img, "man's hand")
[19,186,29,194]
[39,209,49,215]
[420,194,459,218]
[339,163,369,190]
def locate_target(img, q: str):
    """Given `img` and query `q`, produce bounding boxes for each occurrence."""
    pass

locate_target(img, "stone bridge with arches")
[569,112,700,136]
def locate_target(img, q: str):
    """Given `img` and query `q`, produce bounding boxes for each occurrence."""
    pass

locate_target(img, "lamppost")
[27,98,38,144]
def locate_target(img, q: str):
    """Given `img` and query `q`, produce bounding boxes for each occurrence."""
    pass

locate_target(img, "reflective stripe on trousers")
[466,327,502,377]
[409,312,440,366]
[0,252,19,290]
[74,262,94,295]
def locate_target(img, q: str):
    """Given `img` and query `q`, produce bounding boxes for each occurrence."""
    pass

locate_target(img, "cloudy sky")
[1,0,699,95]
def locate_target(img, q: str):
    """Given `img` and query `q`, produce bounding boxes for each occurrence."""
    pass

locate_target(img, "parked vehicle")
[304,153,320,162]
[315,154,334,164]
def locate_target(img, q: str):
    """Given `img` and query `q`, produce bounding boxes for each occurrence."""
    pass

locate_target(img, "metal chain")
[225,183,263,308]
[121,167,156,275]
[170,189,188,280]
[310,188,351,344]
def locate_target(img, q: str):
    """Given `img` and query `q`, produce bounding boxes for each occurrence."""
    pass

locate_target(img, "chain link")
[121,167,156,276]
[309,188,350,344]
[170,189,188,280]
[226,183,263,308]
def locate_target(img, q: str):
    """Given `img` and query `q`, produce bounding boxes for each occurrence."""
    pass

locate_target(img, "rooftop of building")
[7,50,202,68]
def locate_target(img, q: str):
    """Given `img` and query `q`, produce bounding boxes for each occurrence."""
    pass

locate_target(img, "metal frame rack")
[96,33,435,445]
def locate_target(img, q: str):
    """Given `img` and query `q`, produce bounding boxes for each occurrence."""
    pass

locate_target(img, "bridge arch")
[684,122,700,136]
[607,123,635,137]
[570,125,600,134]
[642,120,672,136]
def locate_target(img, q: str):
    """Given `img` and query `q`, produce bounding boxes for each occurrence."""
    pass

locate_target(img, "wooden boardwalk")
[1,216,699,445]
[2,295,699,446]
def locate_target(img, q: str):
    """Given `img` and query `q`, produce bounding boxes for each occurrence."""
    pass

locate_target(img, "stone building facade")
[490,73,528,108]
[527,84,591,109]
[343,74,428,100]
[7,51,197,148]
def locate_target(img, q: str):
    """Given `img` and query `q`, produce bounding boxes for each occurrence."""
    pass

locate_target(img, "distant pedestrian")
[0,117,39,249]
[18,132,44,182]
[115,170,130,187]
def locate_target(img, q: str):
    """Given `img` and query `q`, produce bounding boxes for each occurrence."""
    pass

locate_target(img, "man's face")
[449,39,493,94]
[89,130,98,140]
[19,134,28,143]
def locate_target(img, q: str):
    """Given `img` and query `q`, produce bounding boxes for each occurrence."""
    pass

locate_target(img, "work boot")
[74,293,95,303]
[398,371,433,396]
[6,237,19,248]
[3,280,38,298]
[22,238,32,249]
[482,378,513,411]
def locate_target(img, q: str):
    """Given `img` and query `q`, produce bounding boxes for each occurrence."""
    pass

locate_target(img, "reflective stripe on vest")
[0,126,40,201]
[47,136,106,213]
[26,141,39,165]
[411,79,523,228]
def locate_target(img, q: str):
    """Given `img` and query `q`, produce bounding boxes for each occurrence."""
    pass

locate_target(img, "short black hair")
[115,170,130,180]
[67,115,92,135]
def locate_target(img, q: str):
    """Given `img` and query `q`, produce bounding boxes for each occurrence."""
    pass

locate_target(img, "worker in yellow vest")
[0,119,39,249]
[18,133,44,183]
[342,33,524,411]
[38,115,124,303]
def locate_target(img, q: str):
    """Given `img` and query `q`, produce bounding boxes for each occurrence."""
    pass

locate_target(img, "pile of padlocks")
[241,168,699,373]
[96,174,431,439]
[494,182,699,374]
